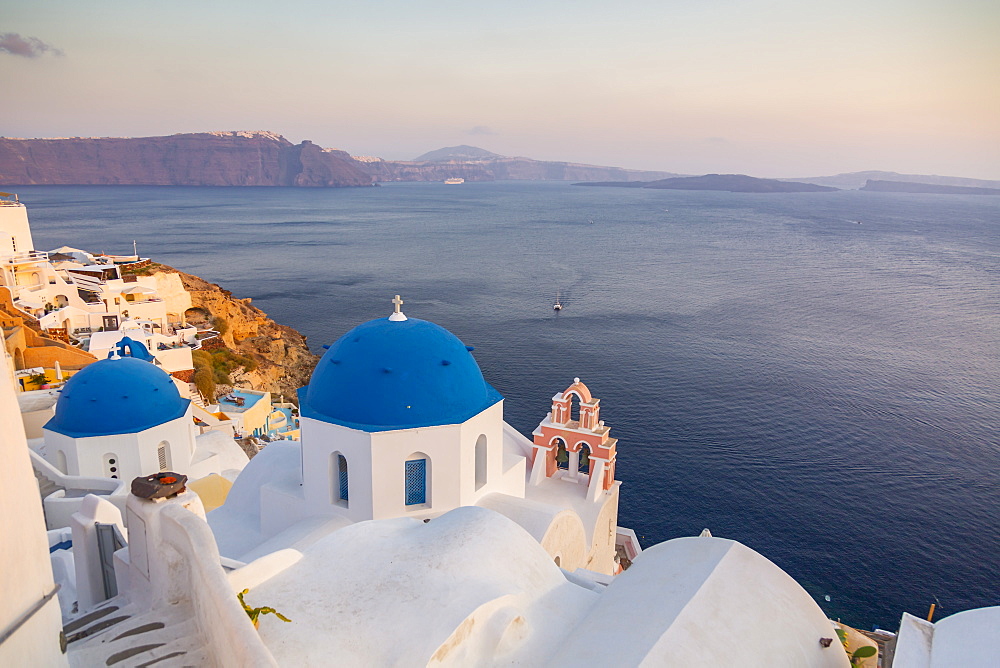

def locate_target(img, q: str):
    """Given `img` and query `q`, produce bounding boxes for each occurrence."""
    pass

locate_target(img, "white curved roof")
[551,536,849,667]
[895,606,1000,668]
[247,505,597,665]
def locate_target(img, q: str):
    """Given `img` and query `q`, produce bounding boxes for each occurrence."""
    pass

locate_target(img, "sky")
[3,0,999,178]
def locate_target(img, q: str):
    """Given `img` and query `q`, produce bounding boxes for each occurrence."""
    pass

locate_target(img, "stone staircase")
[187,383,208,409]
[67,600,215,667]
[34,464,61,499]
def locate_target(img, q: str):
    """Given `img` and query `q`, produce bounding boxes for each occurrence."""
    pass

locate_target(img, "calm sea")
[14,182,1000,630]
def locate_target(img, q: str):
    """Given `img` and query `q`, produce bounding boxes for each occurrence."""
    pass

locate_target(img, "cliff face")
[150,264,319,401]
[0,132,372,187]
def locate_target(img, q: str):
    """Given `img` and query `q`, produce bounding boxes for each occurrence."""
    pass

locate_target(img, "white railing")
[30,451,127,529]
[2,250,49,265]
[159,504,279,667]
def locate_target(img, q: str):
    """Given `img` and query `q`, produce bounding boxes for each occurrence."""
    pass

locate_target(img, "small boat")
[444,177,465,185]
[553,292,563,311]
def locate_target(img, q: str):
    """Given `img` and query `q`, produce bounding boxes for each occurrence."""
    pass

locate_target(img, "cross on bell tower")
[389,294,407,321]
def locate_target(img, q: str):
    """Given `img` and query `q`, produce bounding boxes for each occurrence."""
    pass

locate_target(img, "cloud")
[0,33,65,58]
[468,125,498,136]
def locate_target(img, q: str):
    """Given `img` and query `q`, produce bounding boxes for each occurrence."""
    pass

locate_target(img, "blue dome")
[45,357,190,438]
[300,316,502,432]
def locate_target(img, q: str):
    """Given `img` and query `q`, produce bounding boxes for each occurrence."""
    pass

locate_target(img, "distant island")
[358,144,681,183]
[860,179,1000,195]
[780,170,1000,190]
[2,132,997,189]
[412,145,504,161]
[576,174,838,193]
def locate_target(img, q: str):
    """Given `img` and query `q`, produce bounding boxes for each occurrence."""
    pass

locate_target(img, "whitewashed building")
[32,339,248,529]
[209,298,626,576]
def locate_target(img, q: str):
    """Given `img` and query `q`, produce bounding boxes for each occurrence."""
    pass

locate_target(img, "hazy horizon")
[4,1,998,180]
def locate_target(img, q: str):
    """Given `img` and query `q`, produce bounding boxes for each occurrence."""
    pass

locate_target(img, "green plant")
[27,372,49,389]
[212,316,229,336]
[193,367,216,399]
[238,589,291,626]
[835,629,878,665]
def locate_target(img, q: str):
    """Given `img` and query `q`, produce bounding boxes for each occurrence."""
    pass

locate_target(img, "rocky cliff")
[147,263,319,401]
[0,131,373,187]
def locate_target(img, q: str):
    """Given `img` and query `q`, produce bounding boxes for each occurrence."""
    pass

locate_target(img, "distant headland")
[576,174,838,193]
[859,179,1000,195]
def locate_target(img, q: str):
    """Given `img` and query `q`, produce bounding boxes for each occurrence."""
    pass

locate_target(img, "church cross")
[392,294,404,314]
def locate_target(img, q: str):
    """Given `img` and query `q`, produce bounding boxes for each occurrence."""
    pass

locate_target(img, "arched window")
[156,441,170,472]
[405,454,429,506]
[553,438,569,470]
[331,452,349,505]
[578,444,591,474]
[104,453,120,479]
[475,435,487,490]
[569,393,582,423]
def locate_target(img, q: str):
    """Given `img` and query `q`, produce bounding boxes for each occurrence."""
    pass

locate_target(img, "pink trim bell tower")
[530,378,618,499]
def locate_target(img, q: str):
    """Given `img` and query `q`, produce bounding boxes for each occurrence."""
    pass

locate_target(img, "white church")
[30,336,249,530]
[2,298,997,667]
[208,296,627,575]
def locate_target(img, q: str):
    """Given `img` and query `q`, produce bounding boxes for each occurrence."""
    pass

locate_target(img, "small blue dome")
[45,357,189,438]
[300,317,502,432]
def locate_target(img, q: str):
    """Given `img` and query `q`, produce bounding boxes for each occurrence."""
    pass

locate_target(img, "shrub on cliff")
[192,350,216,398]
[193,367,216,399]
[212,316,229,336]
[192,347,256,390]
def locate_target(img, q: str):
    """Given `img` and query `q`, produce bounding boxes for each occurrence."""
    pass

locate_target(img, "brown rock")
[152,264,319,401]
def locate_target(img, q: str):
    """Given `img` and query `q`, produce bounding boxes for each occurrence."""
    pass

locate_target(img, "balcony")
[3,250,49,266]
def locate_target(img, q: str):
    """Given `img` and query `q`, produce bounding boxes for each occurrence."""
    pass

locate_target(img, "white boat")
[444,177,465,185]
[553,292,563,311]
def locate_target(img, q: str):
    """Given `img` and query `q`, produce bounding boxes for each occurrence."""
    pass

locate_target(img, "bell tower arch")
[530,378,618,499]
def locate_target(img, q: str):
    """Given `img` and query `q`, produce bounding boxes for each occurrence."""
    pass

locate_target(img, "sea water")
[16,181,1000,629]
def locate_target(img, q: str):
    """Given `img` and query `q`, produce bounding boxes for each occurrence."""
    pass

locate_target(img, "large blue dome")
[45,357,190,438]
[300,316,502,432]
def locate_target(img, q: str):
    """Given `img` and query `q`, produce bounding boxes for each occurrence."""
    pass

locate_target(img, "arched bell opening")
[578,444,591,475]
[553,438,569,470]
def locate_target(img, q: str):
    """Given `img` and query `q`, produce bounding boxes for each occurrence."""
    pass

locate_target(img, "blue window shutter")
[338,455,349,502]
[405,459,427,505]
